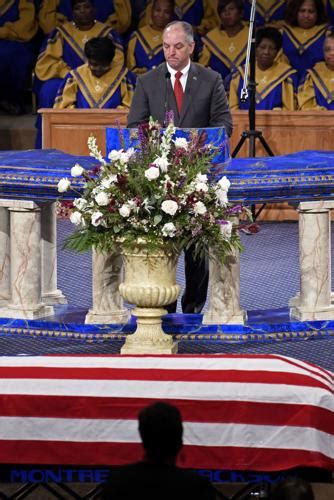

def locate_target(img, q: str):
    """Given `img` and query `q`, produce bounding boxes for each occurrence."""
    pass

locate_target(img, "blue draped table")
[1,148,334,203]
[0,148,334,333]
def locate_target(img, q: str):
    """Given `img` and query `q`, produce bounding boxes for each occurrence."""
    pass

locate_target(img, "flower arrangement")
[57,117,248,260]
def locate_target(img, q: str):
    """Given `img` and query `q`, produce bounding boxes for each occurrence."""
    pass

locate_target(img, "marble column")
[40,202,67,305]
[85,249,130,324]
[290,200,334,321]
[0,201,53,319]
[0,207,10,304]
[203,247,246,325]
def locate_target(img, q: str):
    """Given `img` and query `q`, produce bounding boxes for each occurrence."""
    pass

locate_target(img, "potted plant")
[57,116,247,353]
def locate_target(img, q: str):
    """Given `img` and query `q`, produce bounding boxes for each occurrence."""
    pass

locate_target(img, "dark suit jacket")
[100,462,219,500]
[127,62,233,136]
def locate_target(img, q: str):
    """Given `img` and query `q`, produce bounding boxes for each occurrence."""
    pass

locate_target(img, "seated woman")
[126,0,174,75]
[38,0,131,35]
[0,0,38,114]
[54,37,135,109]
[139,0,217,35]
[229,27,298,110]
[35,0,124,146]
[198,0,248,83]
[282,0,329,75]
[243,0,286,27]
[298,33,334,109]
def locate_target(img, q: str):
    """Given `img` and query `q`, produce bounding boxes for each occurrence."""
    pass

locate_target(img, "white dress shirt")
[166,61,191,92]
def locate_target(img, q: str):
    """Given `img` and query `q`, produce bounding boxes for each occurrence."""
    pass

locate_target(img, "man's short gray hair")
[163,21,194,43]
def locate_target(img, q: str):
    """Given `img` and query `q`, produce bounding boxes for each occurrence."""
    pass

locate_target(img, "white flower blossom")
[196,173,208,183]
[162,222,177,237]
[95,191,110,206]
[217,176,231,192]
[124,147,135,160]
[91,211,103,226]
[193,201,207,215]
[71,164,84,177]
[119,151,130,165]
[73,197,88,210]
[101,174,117,188]
[91,186,102,196]
[119,204,131,217]
[127,199,140,213]
[70,211,84,226]
[215,188,228,206]
[153,156,169,172]
[142,198,154,212]
[174,137,188,150]
[145,166,160,181]
[161,200,178,216]
[195,182,208,193]
[88,135,106,165]
[220,220,233,239]
[108,149,122,162]
[57,178,71,193]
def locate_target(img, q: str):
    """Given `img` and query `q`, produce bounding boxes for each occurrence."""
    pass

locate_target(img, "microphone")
[164,71,171,125]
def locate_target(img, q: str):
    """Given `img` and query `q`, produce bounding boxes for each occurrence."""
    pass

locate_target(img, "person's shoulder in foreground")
[101,461,218,499]
[100,401,219,499]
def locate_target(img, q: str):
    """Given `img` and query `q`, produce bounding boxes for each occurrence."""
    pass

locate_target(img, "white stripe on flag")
[0,356,331,387]
[0,355,326,374]
[0,379,333,411]
[0,417,333,459]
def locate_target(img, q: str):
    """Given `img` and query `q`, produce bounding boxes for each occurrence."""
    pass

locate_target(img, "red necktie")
[174,71,183,113]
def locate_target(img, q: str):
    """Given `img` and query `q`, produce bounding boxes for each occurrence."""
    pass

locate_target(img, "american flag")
[0,354,332,471]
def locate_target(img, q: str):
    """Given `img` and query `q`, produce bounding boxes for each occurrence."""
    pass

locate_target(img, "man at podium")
[128,20,232,314]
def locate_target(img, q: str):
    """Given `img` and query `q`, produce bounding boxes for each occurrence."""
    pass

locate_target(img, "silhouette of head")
[138,401,183,463]
[271,478,314,500]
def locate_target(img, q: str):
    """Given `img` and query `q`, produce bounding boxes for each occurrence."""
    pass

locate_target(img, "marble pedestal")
[290,200,334,321]
[41,202,67,305]
[203,248,246,325]
[85,250,129,324]
[0,200,53,319]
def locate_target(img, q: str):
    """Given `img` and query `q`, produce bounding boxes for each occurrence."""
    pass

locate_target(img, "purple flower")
[227,204,243,215]
[165,109,174,125]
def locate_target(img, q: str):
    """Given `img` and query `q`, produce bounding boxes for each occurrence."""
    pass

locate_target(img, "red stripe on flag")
[0,367,330,392]
[0,440,333,471]
[0,396,332,434]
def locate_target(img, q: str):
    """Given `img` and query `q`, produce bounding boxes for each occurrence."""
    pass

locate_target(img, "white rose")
[73,197,88,210]
[161,200,178,216]
[215,188,228,206]
[174,137,188,150]
[162,222,177,237]
[193,201,207,215]
[71,164,84,177]
[145,166,159,181]
[108,149,122,161]
[91,211,103,226]
[217,175,231,191]
[195,182,208,193]
[153,156,169,172]
[57,178,71,193]
[95,191,110,206]
[220,220,233,239]
[70,211,83,226]
[119,204,131,217]
[196,173,208,183]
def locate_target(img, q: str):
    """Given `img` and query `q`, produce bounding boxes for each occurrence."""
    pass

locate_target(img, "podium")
[106,125,231,180]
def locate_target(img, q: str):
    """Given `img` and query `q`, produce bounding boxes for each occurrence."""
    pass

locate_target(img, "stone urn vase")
[119,249,180,354]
